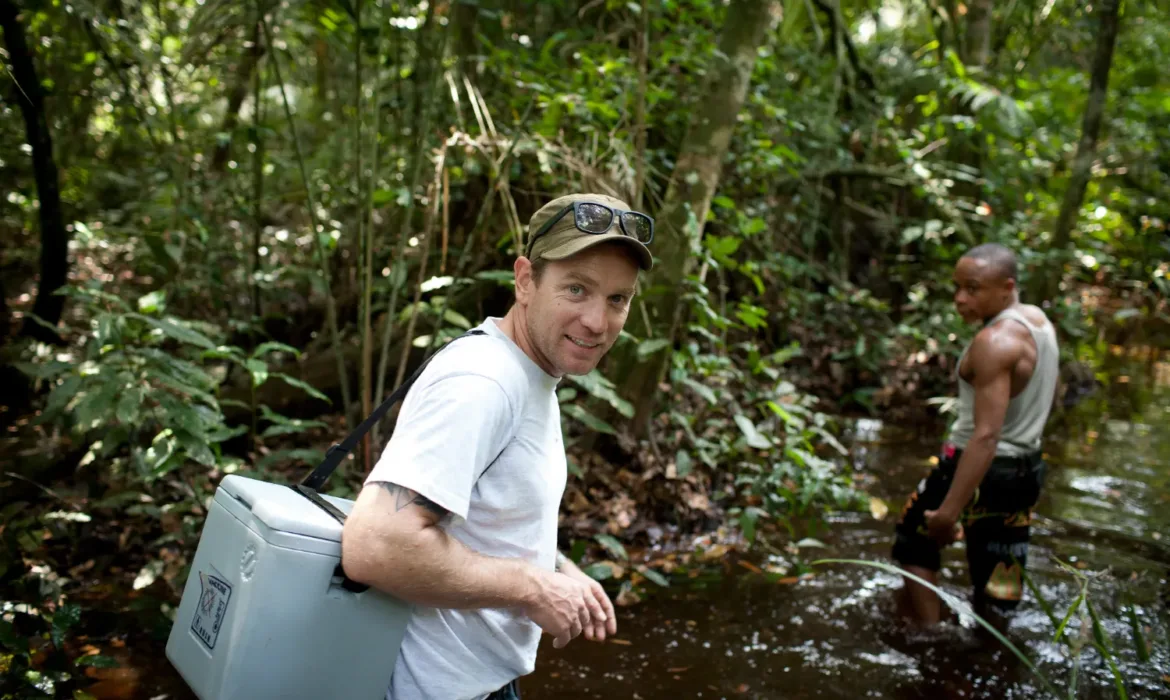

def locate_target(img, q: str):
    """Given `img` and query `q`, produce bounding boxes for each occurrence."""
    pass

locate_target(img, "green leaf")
[251,342,300,359]
[1086,598,1128,700]
[75,654,119,668]
[795,537,826,548]
[474,270,515,284]
[565,370,633,418]
[582,562,615,581]
[675,449,693,477]
[131,314,216,350]
[681,377,717,405]
[595,534,628,560]
[1126,602,1150,663]
[561,403,616,435]
[556,387,578,402]
[443,309,472,329]
[51,604,81,648]
[812,426,848,456]
[739,508,759,542]
[74,379,124,432]
[136,290,167,314]
[256,448,326,470]
[637,338,671,359]
[734,414,771,450]
[640,567,670,587]
[115,386,143,425]
[245,359,269,388]
[175,429,217,467]
[274,374,331,404]
[711,195,735,209]
[767,400,805,429]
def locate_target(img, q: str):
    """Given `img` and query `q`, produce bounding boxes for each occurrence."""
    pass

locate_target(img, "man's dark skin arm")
[924,327,1020,544]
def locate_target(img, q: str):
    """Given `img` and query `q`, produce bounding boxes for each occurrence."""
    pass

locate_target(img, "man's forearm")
[342,489,537,610]
[939,436,997,515]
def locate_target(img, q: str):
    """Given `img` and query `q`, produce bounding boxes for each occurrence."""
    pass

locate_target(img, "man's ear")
[514,256,534,305]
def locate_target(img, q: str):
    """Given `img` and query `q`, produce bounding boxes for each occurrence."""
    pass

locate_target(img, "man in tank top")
[892,243,1060,624]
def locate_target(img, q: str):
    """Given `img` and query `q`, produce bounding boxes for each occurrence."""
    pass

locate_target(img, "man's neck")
[982,299,1020,326]
[498,307,560,378]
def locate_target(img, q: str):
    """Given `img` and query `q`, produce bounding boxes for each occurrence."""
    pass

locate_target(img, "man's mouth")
[566,335,601,349]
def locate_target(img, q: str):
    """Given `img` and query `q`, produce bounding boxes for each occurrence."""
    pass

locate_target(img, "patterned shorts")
[891,442,1047,610]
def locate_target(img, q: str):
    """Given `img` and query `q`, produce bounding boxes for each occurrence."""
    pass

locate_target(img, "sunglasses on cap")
[525,201,655,258]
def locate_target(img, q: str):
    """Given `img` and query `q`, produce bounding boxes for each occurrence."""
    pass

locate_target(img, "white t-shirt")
[365,317,566,700]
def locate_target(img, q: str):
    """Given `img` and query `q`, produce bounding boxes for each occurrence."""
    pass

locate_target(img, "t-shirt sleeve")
[364,372,514,521]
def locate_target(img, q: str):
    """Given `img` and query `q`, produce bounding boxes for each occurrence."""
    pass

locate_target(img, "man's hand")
[923,507,963,547]
[523,568,608,649]
[556,557,618,642]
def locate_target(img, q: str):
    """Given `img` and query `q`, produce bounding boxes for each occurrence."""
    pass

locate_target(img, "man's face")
[515,243,639,377]
[953,256,1013,323]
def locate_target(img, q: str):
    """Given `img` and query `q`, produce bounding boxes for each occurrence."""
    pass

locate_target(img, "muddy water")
[523,377,1170,699]
[139,364,1170,699]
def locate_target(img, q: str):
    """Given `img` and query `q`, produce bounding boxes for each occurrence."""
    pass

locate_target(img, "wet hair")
[962,243,1018,281]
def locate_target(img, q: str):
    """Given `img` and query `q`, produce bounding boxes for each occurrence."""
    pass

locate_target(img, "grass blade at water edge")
[1054,593,1085,644]
[1085,597,1128,700]
[1021,565,1060,631]
[812,558,1061,700]
[1125,601,1150,663]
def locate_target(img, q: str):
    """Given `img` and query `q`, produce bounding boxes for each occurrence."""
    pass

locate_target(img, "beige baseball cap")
[525,193,654,271]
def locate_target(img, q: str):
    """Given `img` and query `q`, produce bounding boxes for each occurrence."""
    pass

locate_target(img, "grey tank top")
[948,306,1060,457]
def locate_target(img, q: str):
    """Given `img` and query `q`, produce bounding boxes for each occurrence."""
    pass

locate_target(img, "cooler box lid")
[215,474,355,543]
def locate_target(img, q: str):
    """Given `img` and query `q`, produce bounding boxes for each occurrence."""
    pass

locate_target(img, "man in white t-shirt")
[341,193,655,700]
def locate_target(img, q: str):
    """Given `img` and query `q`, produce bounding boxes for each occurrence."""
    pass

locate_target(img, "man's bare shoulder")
[970,320,1028,370]
[1017,303,1051,329]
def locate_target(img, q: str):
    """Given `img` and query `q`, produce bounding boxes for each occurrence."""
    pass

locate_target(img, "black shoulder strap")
[299,329,487,491]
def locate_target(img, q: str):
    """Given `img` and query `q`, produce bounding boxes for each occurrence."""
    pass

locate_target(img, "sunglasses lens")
[622,213,653,243]
[575,203,613,233]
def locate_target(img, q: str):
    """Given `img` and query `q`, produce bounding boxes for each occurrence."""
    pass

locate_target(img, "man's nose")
[580,299,606,335]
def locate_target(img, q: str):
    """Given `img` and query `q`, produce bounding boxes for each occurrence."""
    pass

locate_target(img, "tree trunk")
[963,0,993,70]
[211,21,265,172]
[614,0,782,427]
[2,0,70,344]
[1043,0,1120,303]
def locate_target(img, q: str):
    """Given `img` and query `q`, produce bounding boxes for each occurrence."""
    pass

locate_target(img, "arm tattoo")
[377,482,449,519]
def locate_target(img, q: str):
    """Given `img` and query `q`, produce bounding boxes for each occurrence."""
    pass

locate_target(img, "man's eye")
[568,285,584,295]
[610,295,627,305]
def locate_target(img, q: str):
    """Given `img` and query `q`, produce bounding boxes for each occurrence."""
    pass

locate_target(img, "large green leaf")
[561,403,617,435]
[275,374,331,404]
[566,370,634,418]
[131,314,216,350]
[734,414,771,450]
[245,359,269,388]
[595,534,628,560]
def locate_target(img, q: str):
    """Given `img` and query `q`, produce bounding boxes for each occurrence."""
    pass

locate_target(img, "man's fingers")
[593,584,618,636]
[554,633,569,649]
[583,586,607,624]
[576,593,593,631]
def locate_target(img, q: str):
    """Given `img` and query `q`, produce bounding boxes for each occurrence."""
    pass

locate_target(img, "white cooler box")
[166,474,411,699]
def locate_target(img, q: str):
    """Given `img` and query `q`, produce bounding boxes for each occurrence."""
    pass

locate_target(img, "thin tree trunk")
[212,22,265,172]
[963,0,993,70]
[631,0,649,209]
[615,0,782,427]
[1044,0,1120,303]
[250,12,265,320]
[2,0,70,343]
